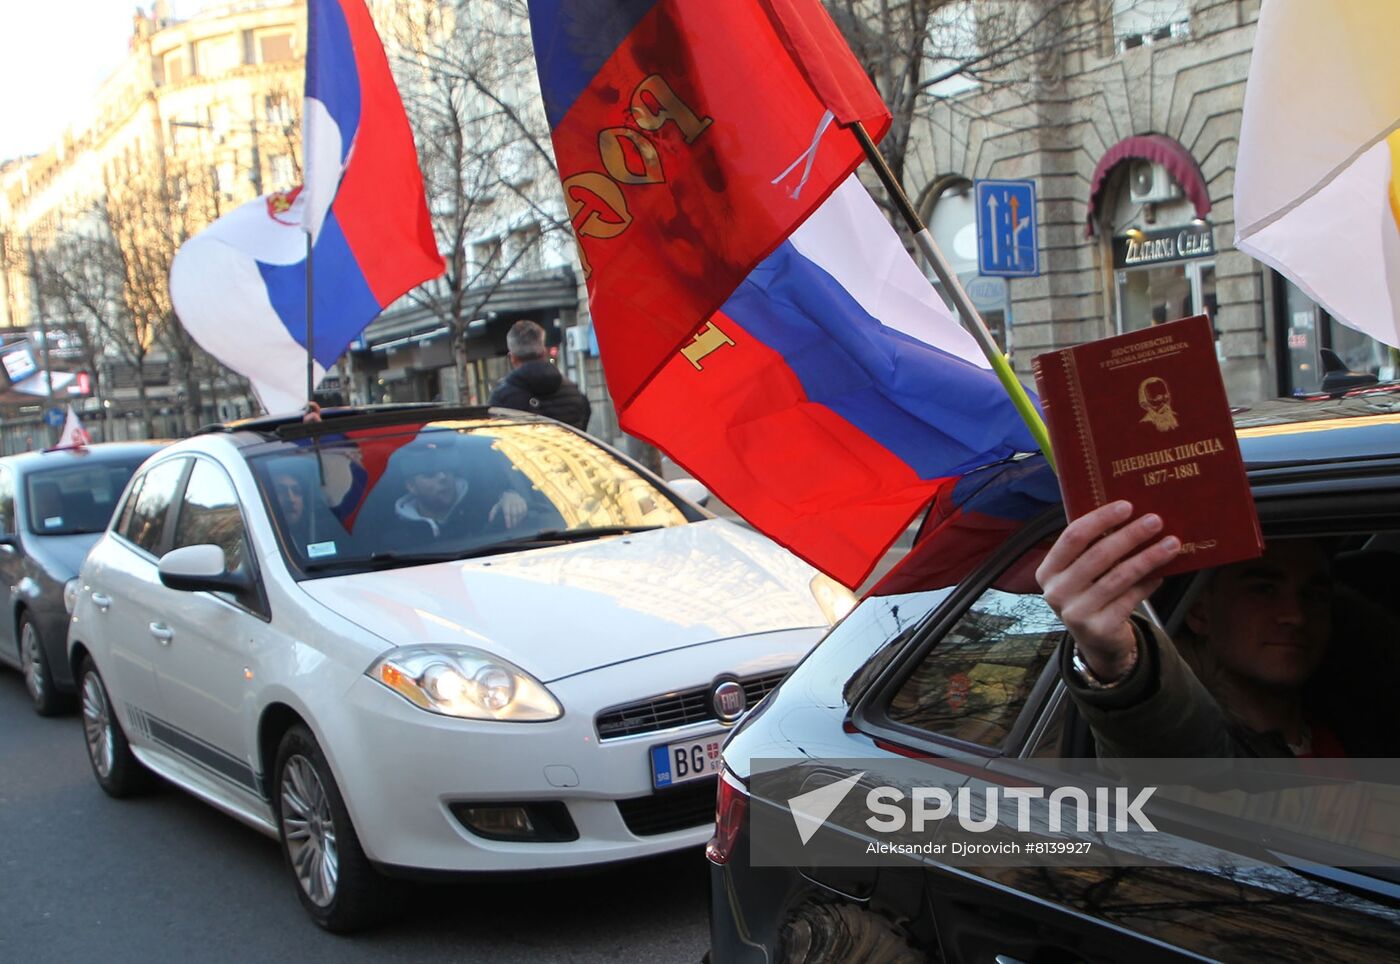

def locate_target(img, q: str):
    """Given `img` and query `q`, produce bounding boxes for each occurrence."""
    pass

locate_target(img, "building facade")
[906,0,1392,404]
[0,0,305,442]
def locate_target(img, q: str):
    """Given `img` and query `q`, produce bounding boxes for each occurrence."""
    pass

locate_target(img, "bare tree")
[378,0,567,403]
[102,152,223,435]
[826,0,1107,202]
[31,212,121,417]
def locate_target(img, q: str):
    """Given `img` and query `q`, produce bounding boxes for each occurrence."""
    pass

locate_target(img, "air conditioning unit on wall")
[1128,160,1183,205]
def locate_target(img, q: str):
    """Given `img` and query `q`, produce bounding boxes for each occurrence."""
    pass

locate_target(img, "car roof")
[198,403,574,454]
[2,440,171,472]
[1232,389,1400,468]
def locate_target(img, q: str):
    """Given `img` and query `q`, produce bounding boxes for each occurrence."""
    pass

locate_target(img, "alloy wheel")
[20,622,44,704]
[280,754,339,908]
[81,672,115,779]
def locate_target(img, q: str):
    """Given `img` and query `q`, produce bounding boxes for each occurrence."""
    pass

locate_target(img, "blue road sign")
[975,179,1039,277]
[44,407,65,428]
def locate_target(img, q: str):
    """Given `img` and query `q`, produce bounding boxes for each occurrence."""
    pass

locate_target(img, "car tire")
[780,902,925,964]
[273,724,396,933]
[79,656,153,797]
[21,614,73,716]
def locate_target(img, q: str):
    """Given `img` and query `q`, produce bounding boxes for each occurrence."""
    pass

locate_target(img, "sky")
[0,1,217,162]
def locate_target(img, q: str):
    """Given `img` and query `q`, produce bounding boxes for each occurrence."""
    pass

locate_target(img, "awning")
[1086,134,1211,237]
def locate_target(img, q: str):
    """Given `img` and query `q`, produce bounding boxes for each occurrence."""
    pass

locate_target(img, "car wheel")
[21,615,72,716]
[780,903,925,964]
[274,724,394,932]
[79,656,152,797]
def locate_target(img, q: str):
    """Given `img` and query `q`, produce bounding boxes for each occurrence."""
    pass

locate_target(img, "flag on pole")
[170,0,443,414]
[1235,0,1400,350]
[57,405,91,449]
[530,0,1036,587]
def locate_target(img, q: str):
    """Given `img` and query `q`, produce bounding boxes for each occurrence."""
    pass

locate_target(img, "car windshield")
[26,458,148,535]
[249,418,692,576]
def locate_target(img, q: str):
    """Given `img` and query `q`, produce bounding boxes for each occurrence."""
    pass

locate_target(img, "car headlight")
[810,572,857,626]
[368,645,562,722]
[64,578,80,616]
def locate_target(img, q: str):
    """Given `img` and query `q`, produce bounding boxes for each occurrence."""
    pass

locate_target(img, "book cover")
[1031,314,1263,576]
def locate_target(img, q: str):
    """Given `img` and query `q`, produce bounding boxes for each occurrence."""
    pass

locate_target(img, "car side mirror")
[158,544,253,595]
[669,478,710,507]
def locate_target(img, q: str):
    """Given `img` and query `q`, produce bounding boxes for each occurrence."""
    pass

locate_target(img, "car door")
[0,464,21,664]
[851,520,1164,962]
[87,456,190,734]
[862,512,1400,963]
[150,456,270,797]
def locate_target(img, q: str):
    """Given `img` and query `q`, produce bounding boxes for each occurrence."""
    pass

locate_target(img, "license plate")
[650,733,723,789]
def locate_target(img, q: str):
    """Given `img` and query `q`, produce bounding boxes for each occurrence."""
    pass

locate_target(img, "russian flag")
[532,0,1037,587]
[171,0,443,414]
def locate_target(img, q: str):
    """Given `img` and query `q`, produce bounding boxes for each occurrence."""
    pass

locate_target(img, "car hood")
[25,532,101,581]
[297,519,826,681]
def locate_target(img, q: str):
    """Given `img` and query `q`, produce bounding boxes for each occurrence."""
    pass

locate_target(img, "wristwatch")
[1070,638,1139,690]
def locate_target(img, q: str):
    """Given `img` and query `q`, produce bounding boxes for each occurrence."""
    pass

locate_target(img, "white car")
[67,406,850,931]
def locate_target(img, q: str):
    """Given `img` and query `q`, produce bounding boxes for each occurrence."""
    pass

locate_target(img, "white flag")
[57,405,90,449]
[1235,0,1400,349]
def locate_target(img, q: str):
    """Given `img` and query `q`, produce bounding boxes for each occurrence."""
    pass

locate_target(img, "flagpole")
[305,229,315,406]
[852,123,1054,470]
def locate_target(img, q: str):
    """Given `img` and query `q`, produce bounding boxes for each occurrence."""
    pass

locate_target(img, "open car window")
[249,419,691,576]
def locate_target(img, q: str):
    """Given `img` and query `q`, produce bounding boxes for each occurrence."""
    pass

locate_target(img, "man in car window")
[1036,501,1370,758]
[393,442,528,541]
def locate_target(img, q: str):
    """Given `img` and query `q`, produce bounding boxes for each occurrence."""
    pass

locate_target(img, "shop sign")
[1112,222,1215,268]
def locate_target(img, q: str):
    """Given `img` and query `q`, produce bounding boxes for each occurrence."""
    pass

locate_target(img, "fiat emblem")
[712,680,747,723]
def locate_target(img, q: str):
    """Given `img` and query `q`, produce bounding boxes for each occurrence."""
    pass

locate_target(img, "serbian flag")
[57,405,92,449]
[1235,0,1400,349]
[531,0,1036,587]
[170,0,443,414]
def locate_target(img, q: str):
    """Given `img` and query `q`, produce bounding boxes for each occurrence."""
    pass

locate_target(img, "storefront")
[1111,220,1216,336]
[1275,275,1396,394]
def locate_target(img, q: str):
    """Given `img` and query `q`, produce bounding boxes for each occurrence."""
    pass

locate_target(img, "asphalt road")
[0,672,710,964]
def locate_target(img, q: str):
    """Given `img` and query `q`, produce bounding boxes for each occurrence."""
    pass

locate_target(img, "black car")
[0,442,166,714]
[708,394,1400,963]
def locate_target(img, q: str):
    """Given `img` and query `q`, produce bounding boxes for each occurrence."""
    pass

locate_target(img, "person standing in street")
[488,320,591,431]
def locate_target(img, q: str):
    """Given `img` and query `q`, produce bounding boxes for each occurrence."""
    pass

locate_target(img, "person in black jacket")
[488,319,591,431]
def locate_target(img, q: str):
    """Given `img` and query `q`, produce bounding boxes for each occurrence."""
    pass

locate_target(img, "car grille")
[595,670,788,740]
[617,778,718,836]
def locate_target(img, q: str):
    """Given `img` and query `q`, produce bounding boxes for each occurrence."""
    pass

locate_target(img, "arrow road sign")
[975,179,1039,277]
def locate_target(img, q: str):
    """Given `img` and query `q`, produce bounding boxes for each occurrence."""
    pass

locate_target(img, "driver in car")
[1036,501,1392,758]
[393,442,528,541]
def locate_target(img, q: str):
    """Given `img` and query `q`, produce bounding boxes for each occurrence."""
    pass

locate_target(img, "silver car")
[0,442,165,714]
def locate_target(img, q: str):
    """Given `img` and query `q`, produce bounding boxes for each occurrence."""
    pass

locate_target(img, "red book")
[1032,314,1263,576]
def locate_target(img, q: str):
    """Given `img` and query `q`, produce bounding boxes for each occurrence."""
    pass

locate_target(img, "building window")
[268,153,295,190]
[164,50,187,84]
[195,35,239,76]
[264,92,293,127]
[508,225,542,276]
[473,236,504,281]
[1112,0,1190,52]
[258,31,294,63]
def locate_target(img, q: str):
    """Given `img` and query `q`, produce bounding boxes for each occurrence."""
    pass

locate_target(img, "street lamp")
[168,117,263,195]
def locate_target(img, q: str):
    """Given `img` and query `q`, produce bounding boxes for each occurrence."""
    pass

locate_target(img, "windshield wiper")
[451,526,661,560]
[301,526,665,573]
[302,550,469,573]
[529,525,663,541]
